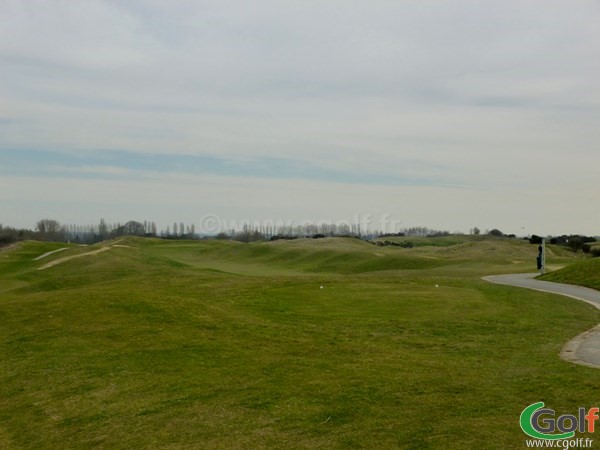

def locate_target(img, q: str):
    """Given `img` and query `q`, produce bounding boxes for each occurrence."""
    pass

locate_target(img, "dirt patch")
[33,248,69,261]
[0,243,18,252]
[37,246,113,270]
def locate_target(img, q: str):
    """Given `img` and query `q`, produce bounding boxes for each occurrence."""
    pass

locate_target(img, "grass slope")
[0,238,598,449]
[541,257,600,291]
[151,238,447,276]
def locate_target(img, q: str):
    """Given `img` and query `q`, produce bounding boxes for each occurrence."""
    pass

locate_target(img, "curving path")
[33,247,68,261]
[37,246,113,270]
[483,273,600,369]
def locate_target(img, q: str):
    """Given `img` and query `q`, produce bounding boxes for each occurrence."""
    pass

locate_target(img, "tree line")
[1,219,161,245]
[529,234,599,255]
[217,222,367,243]
[1,220,597,257]
[2,219,447,245]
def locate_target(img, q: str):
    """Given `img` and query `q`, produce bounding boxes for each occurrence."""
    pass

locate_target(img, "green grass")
[0,237,598,449]
[541,257,600,290]
[375,235,475,247]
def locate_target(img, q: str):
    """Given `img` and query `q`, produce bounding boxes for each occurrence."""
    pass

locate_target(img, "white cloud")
[1,0,599,233]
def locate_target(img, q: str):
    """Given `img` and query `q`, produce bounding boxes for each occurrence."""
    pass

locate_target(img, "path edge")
[483,274,600,369]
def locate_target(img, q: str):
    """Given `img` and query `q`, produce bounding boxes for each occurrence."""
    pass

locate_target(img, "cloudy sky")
[1,0,599,235]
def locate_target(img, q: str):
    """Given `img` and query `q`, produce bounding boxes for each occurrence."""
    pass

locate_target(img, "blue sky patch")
[0,148,452,187]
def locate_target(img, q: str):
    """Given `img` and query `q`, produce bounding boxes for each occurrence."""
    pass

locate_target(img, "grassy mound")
[540,257,600,290]
[0,237,598,448]
[152,237,448,275]
[149,236,574,277]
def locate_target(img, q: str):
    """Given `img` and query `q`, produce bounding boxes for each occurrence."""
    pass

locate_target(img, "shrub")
[0,235,17,246]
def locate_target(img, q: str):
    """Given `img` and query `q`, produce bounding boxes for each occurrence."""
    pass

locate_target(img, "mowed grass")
[541,257,600,290]
[1,237,599,449]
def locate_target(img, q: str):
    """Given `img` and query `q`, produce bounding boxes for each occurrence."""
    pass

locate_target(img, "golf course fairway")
[1,236,598,449]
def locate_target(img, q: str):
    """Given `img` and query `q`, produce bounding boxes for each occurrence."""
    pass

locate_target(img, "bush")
[0,235,17,246]
[569,236,585,253]
[270,235,298,241]
[529,235,544,244]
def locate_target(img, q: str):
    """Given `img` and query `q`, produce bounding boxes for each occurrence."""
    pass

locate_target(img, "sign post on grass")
[537,239,546,275]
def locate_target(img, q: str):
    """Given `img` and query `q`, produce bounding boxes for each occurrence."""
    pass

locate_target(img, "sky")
[1,0,599,235]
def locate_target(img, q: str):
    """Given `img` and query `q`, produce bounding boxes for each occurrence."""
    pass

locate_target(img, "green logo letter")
[520,402,575,440]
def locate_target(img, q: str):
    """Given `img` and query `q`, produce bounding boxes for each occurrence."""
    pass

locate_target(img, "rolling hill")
[0,236,596,449]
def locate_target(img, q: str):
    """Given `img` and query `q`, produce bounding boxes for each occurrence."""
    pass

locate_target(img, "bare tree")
[99,218,108,239]
[36,219,63,241]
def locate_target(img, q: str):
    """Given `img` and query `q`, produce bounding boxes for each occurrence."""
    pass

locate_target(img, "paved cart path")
[483,273,600,369]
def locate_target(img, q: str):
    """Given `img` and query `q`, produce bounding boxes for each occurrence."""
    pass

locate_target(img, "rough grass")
[0,237,598,449]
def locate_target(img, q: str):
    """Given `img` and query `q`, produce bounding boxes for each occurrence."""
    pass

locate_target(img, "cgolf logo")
[520,402,598,440]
